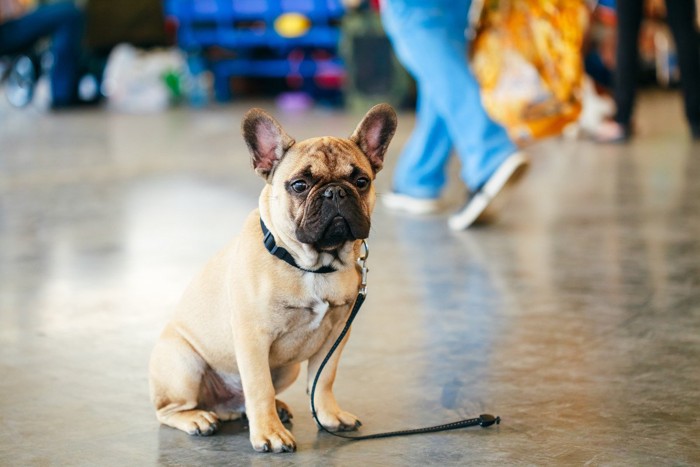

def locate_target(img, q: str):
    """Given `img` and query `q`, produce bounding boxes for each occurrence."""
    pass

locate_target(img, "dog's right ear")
[350,103,397,174]
[242,108,295,180]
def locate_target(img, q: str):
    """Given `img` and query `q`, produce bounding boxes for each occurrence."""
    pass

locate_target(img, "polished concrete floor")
[1,91,699,466]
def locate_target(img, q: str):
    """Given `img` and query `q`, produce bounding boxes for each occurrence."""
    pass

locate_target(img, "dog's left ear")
[350,103,397,173]
[242,108,295,180]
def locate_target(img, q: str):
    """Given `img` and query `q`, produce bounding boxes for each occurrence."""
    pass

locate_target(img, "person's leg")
[390,88,453,199]
[612,0,643,128]
[46,2,84,107]
[383,0,517,192]
[0,2,84,106]
[664,0,700,137]
[381,0,453,201]
[0,14,52,54]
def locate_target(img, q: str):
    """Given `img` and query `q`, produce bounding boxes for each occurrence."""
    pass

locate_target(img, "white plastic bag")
[102,43,186,113]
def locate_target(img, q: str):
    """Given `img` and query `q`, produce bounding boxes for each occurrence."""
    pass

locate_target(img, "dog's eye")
[291,180,308,193]
[355,177,370,189]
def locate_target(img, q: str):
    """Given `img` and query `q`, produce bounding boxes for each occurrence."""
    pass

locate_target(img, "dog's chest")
[308,299,330,329]
[269,274,355,364]
[293,274,349,330]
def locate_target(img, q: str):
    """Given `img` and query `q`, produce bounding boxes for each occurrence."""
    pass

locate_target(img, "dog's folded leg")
[149,326,220,436]
[233,324,297,453]
[307,327,361,432]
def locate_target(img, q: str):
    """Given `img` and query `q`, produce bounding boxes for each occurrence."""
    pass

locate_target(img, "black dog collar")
[260,219,336,274]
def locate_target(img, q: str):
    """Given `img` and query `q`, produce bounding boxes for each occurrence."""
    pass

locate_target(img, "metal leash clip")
[358,240,369,296]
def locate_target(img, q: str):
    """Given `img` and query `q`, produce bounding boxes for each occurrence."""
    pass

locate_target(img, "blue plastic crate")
[164,0,346,101]
[165,0,344,52]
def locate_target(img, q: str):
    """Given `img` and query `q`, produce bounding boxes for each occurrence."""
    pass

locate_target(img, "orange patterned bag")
[470,0,589,143]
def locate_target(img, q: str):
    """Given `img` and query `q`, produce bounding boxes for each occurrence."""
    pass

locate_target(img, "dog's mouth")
[314,216,354,250]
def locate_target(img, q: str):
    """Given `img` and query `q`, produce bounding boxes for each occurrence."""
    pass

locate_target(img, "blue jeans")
[381,0,517,196]
[0,2,84,106]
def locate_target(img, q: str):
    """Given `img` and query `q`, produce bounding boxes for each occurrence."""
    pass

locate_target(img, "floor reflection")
[1,93,699,464]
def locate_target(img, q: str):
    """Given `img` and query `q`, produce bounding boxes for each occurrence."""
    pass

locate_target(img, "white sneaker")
[448,151,530,230]
[382,191,443,215]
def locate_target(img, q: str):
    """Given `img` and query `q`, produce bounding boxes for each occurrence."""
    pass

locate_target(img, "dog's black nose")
[323,186,346,200]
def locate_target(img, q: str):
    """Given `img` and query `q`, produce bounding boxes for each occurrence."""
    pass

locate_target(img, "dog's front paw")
[250,421,296,453]
[316,408,361,432]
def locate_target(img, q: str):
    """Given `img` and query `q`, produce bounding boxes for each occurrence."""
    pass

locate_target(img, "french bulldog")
[149,104,397,453]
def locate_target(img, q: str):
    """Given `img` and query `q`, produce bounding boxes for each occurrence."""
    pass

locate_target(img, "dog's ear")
[242,108,295,180]
[350,103,397,174]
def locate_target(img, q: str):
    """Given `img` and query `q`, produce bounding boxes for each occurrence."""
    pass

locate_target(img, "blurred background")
[0,0,695,127]
[2,0,412,114]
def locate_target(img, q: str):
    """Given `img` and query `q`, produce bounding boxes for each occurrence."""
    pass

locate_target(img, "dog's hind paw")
[177,410,220,436]
[275,399,293,423]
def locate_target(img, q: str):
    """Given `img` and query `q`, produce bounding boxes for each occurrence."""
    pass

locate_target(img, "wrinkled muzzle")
[295,183,370,250]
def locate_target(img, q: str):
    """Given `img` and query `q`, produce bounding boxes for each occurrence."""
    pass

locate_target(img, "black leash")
[260,220,501,440]
[309,242,500,440]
